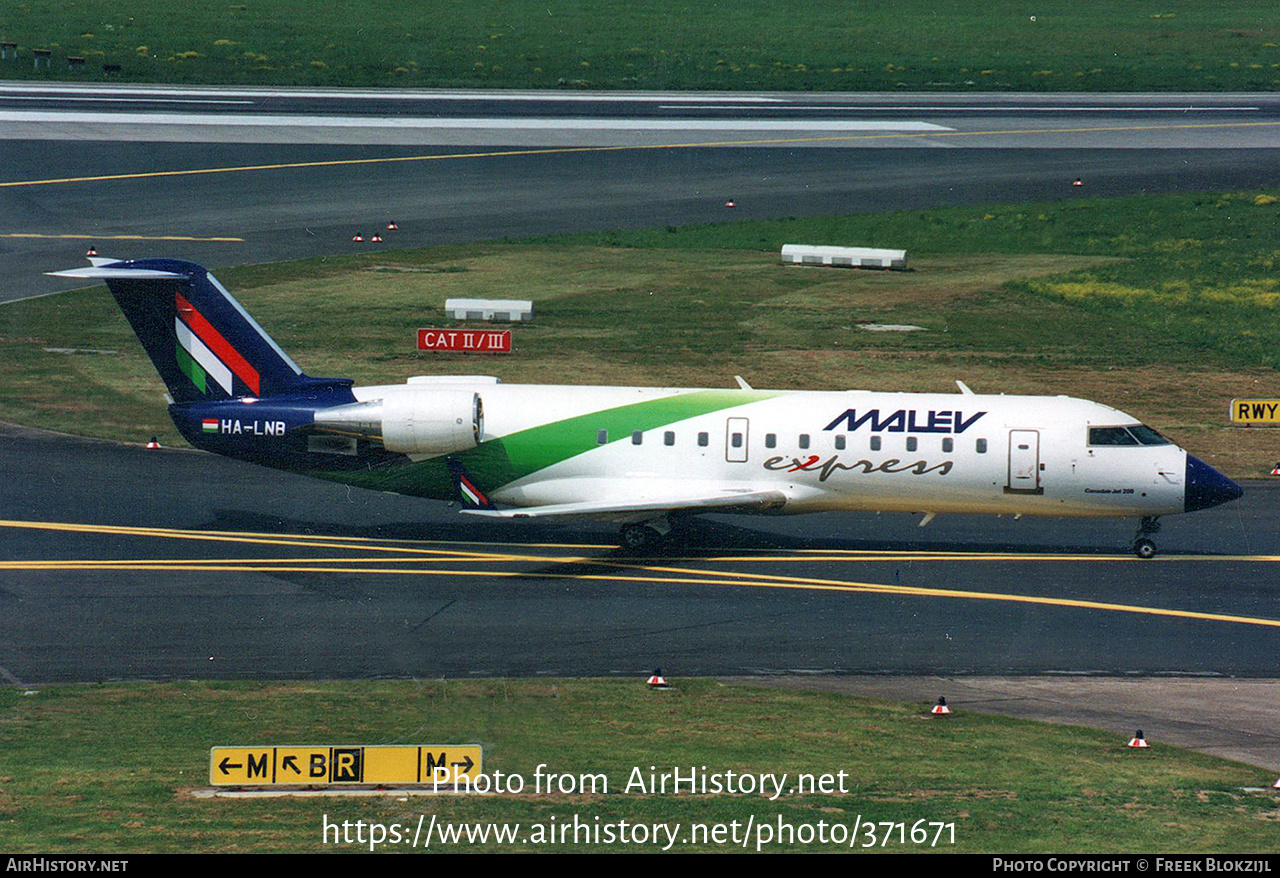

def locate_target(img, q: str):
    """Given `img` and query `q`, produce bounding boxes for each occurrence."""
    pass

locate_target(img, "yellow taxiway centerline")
[0,233,245,242]
[2,120,1277,189]
[2,556,1278,631]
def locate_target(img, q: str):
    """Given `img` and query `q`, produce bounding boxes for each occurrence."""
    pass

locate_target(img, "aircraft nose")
[1184,455,1244,513]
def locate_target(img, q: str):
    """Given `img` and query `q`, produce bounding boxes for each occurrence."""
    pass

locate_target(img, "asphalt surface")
[2,423,1277,687]
[3,87,1280,302]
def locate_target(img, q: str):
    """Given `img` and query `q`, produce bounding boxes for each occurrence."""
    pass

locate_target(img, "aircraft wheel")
[621,524,661,552]
[1133,538,1157,560]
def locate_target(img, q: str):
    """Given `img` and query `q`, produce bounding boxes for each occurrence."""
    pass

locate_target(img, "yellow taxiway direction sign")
[1231,399,1280,424]
[209,745,483,786]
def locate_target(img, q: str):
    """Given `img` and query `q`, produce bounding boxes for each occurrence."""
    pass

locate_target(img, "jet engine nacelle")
[312,390,482,454]
[382,389,482,453]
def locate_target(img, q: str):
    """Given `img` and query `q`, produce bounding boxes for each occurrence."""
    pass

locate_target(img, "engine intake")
[312,390,482,454]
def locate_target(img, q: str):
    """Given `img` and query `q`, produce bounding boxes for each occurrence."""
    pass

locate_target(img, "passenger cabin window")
[730,433,743,448]
[697,432,709,447]
[597,429,608,445]
[906,437,918,452]
[870,436,882,451]
[632,431,643,445]
[799,434,810,449]
[664,431,675,446]
[1088,425,1172,447]
[835,435,846,450]
[942,438,953,453]
[765,433,777,449]
[976,438,987,454]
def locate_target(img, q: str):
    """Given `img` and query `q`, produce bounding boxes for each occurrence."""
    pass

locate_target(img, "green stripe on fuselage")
[312,388,780,499]
[175,344,206,394]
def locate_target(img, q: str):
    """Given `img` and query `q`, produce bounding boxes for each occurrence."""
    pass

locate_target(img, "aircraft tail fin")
[48,258,345,403]
[446,458,495,510]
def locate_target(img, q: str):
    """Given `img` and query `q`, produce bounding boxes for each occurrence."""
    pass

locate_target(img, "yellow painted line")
[0,519,521,561]
[590,561,1280,630]
[0,518,602,553]
[5,557,1279,631]
[2,119,1278,189]
[0,233,244,242]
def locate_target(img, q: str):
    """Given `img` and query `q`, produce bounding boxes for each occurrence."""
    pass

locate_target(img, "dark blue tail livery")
[48,258,331,403]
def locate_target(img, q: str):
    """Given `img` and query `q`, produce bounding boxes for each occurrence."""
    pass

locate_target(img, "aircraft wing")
[459,487,787,521]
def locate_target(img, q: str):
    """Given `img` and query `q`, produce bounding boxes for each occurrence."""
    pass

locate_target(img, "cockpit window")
[1089,426,1139,446]
[1089,425,1172,447]
[1128,425,1172,446]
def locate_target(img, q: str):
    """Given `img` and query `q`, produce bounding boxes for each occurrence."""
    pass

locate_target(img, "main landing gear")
[1131,516,1161,559]
[620,517,672,552]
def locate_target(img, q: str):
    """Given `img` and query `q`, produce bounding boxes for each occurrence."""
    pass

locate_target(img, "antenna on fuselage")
[955,380,975,395]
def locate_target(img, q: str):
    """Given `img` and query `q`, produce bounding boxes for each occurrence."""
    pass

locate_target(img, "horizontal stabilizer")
[461,488,787,521]
[47,266,186,280]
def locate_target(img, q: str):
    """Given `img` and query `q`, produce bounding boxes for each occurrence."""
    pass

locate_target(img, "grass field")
[1,0,1279,92]
[1,679,1277,853]
[2,189,1278,476]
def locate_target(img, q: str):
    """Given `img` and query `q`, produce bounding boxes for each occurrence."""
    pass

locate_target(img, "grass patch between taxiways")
[1,679,1278,853]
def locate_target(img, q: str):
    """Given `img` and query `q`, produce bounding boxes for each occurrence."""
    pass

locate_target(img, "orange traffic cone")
[930,697,951,716]
[646,668,670,689]
[1127,730,1150,748]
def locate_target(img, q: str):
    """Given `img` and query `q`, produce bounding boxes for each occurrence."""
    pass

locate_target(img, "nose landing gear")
[1132,516,1161,559]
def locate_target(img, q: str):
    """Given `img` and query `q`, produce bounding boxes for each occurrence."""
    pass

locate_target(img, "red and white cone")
[646,668,670,688]
[1272,776,1280,790]
[145,436,161,449]
[725,199,736,208]
[86,246,98,257]
[930,696,951,716]
[352,233,364,243]
[1127,730,1150,748]
[386,222,399,231]
[1270,462,1280,476]
[1072,178,1083,188]
[371,234,383,243]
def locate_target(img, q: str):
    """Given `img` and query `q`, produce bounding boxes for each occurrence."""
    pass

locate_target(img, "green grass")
[3,189,1278,476]
[1,0,1279,92]
[1,680,1277,852]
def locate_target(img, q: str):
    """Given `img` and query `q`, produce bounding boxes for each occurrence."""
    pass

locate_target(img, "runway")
[3,87,1280,302]
[2,423,1277,686]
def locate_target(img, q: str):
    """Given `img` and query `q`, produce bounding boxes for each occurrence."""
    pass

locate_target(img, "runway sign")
[1230,399,1280,425]
[417,328,511,353]
[209,745,483,786]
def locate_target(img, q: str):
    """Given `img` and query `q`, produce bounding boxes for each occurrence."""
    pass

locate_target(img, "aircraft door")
[726,417,749,463]
[1006,429,1043,494]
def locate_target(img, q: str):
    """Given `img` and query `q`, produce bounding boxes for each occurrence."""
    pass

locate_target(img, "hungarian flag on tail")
[446,457,494,509]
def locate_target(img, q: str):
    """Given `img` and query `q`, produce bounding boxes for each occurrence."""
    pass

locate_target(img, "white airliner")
[51,258,1243,557]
